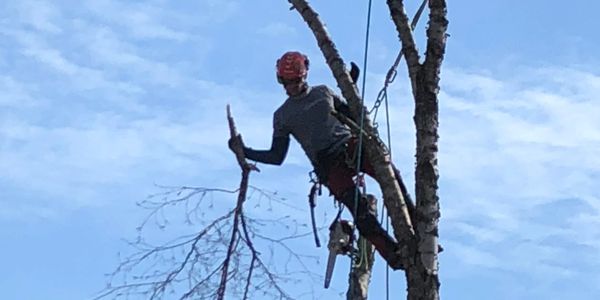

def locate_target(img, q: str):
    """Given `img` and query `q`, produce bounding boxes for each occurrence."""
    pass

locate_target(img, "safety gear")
[324,219,355,288]
[276,51,309,82]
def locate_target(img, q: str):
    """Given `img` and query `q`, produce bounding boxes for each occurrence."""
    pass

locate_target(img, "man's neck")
[286,83,309,97]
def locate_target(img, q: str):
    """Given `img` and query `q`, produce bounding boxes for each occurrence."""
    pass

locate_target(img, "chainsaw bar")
[324,249,337,288]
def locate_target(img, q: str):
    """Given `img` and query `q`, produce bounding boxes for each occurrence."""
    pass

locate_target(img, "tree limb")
[227,104,259,173]
[216,105,260,300]
[386,0,424,97]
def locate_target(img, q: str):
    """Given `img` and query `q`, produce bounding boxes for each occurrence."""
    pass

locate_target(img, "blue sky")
[1,0,599,299]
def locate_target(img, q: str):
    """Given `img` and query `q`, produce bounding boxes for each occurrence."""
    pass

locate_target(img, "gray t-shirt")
[273,85,352,165]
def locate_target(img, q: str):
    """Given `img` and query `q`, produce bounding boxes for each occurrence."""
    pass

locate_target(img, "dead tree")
[288,0,447,299]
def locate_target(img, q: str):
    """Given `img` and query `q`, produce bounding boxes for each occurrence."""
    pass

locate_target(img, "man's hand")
[350,62,360,84]
[228,134,245,154]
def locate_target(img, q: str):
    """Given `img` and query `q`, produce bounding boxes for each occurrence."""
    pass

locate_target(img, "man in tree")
[230,51,413,269]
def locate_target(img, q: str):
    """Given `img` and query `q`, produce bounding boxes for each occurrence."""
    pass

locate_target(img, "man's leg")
[336,188,403,270]
[344,138,416,220]
[326,162,403,270]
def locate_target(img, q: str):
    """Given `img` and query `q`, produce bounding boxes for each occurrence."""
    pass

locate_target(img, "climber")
[228,51,414,269]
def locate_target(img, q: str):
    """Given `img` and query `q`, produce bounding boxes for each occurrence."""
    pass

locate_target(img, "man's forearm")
[243,148,283,165]
[243,136,289,165]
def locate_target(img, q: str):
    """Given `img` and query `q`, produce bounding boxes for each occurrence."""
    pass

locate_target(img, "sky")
[1,0,599,299]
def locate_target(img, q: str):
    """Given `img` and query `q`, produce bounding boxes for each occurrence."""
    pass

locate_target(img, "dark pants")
[316,138,411,269]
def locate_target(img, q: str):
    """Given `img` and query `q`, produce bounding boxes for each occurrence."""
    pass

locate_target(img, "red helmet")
[276,51,309,82]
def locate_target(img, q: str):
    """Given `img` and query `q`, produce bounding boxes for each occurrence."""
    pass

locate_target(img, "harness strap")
[331,204,344,230]
[308,172,322,247]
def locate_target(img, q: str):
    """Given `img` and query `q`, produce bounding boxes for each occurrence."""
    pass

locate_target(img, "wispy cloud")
[83,0,240,40]
[257,22,297,37]
[0,75,36,107]
[13,0,63,34]
[0,0,251,220]
[415,66,600,285]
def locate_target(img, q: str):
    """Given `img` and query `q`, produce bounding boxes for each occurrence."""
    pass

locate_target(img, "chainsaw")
[324,219,355,288]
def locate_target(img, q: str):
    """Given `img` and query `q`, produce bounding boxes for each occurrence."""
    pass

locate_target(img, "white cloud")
[83,0,186,41]
[83,26,187,87]
[15,0,62,34]
[258,22,297,37]
[443,240,502,269]
[2,27,145,96]
[0,113,248,226]
[0,76,37,107]
[83,0,240,41]
[124,10,188,41]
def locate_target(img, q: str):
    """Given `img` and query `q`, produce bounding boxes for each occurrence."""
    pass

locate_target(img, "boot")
[337,188,403,270]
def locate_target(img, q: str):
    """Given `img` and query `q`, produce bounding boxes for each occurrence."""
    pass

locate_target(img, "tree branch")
[386,0,424,97]
[216,105,260,300]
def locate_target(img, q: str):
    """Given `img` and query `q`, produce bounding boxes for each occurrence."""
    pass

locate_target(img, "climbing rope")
[350,0,373,271]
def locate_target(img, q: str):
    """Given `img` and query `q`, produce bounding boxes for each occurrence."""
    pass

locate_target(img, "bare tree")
[287,0,448,299]
[98,0,447,298]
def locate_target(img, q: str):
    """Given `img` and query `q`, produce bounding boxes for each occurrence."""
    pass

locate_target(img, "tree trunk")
[346,195,377,299]
[347,237,375,300]
[387,1,447,299]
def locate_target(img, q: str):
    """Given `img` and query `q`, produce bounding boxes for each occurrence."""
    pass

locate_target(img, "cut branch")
[216,106,260,300]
